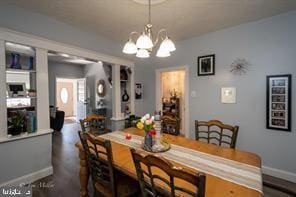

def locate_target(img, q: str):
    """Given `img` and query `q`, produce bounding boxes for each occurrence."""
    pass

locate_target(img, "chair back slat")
[130,148,206,197]
[80,114,108,135]
[78,131,116,196]
[195,120,239,148]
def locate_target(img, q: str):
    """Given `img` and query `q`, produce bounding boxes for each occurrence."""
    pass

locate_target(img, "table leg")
[79,149,89,197]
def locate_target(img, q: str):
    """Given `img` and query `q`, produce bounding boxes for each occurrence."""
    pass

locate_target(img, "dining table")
[75,127,262,197]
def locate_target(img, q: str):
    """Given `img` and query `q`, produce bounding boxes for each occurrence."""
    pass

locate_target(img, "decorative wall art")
[197,54,215,76]
[230,58,250,75]
[135,83,143,100]
[96,79,106,97]
[266,75,291,131]
[221,87,236,104]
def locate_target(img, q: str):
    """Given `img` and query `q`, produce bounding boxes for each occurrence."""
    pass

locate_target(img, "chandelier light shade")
[122,0,175,58]
[122,39,137,54]
[159,36,176,52]
[136,49,150,58]
[156,48,170,57]
[136,32,154,49]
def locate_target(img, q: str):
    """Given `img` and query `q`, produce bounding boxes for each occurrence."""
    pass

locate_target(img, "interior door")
[76,78,87,121]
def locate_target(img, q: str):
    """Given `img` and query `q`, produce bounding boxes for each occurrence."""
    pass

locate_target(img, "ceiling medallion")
[123,0,175,58]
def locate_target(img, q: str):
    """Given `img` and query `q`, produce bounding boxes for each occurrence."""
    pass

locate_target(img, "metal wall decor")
[230,58,250,75]
[266,74,291,131]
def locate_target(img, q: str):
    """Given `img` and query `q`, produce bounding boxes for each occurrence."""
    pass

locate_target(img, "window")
[61,88,69,104]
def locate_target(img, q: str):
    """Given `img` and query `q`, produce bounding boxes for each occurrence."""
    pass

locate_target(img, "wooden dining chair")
[130,148,206,197]
[80,113,110,135]
[195,120,239,149]
[78,131,139,197]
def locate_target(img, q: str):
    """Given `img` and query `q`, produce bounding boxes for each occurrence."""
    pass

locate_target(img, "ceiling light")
[66,59,95,64]
[59,53,70,58]
[123,0,175,58]
[136,49,150,58]
[136,32,153,49]
[159,36,176,52]
[123,39,137,54]
[156,49,170,57]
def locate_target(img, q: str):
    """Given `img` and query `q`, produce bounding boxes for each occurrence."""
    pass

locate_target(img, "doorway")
[155,66,189,137]
[56,78,86,124]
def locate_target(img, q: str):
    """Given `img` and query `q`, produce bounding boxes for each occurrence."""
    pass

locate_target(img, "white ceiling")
[2,0,296,42]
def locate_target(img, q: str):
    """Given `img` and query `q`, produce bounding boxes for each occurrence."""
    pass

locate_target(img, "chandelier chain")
[148,0,151,24]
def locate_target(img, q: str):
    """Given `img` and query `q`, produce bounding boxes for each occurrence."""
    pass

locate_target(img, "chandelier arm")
[153,29,168,45]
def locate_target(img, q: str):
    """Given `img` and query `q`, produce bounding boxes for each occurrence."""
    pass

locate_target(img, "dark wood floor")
[32,123,296,197]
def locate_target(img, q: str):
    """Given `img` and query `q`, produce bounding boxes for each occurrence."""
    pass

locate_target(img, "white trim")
[0,27,134,66]
[155,65,190,138]
[0,40,7,137]
[262,165,296,183]
[0,166,53,187]
[0,129,53,144]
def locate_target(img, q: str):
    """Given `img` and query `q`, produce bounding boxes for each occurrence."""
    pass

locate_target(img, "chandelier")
[122,0,176,58]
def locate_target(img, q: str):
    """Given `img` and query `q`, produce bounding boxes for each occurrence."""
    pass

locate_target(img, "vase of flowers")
[137,114,156,150]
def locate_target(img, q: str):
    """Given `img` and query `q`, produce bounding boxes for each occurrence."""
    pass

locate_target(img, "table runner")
[100,131,263,193]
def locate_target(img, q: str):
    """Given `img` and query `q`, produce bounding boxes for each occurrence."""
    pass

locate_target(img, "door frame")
[155,65,190,138]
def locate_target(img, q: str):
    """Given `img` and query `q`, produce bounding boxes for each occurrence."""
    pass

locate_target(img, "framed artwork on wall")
[197,54,215,76]
[135,83,143,100]
[266,74,291,131]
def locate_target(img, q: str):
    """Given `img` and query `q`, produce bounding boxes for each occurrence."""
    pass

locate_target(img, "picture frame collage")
[266,75,291,131]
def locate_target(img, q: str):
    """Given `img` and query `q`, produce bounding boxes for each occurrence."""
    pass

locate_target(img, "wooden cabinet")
[162,98,180,135]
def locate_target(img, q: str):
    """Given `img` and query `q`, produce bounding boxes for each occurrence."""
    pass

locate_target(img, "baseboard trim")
[262,166,296,183]
[0,166,53,187]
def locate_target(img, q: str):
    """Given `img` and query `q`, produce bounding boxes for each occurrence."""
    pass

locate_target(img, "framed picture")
[6,82,27,97]
[266,74,291,131]
[197,54,215,76]
[221,87,236,104]
[135,83,143,100]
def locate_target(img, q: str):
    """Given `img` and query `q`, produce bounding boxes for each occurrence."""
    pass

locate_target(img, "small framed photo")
[135,83,143,100]
[266,74,291,131]
[221,87,236,104]
[197,54,215,76]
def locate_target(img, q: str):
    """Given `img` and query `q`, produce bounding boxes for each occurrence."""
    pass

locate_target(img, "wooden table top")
[76,128,262,197]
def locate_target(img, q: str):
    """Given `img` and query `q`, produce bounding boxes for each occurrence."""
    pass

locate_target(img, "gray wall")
[134,64,157,116]
[48,61,84,107]
[0,134,52,184]
[150,11,296,176]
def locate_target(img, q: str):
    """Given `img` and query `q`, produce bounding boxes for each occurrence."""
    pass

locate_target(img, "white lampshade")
[159,36,176,52]
[136,32,153,49]
[156,48,171,57]
[122,39,137,54]
[136,49,150,58]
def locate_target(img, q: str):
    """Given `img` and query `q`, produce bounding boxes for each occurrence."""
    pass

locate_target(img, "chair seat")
[95,171,139,197]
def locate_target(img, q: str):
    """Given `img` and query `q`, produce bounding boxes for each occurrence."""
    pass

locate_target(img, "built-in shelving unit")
[120,65,132,117]
[5,42,38,136]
